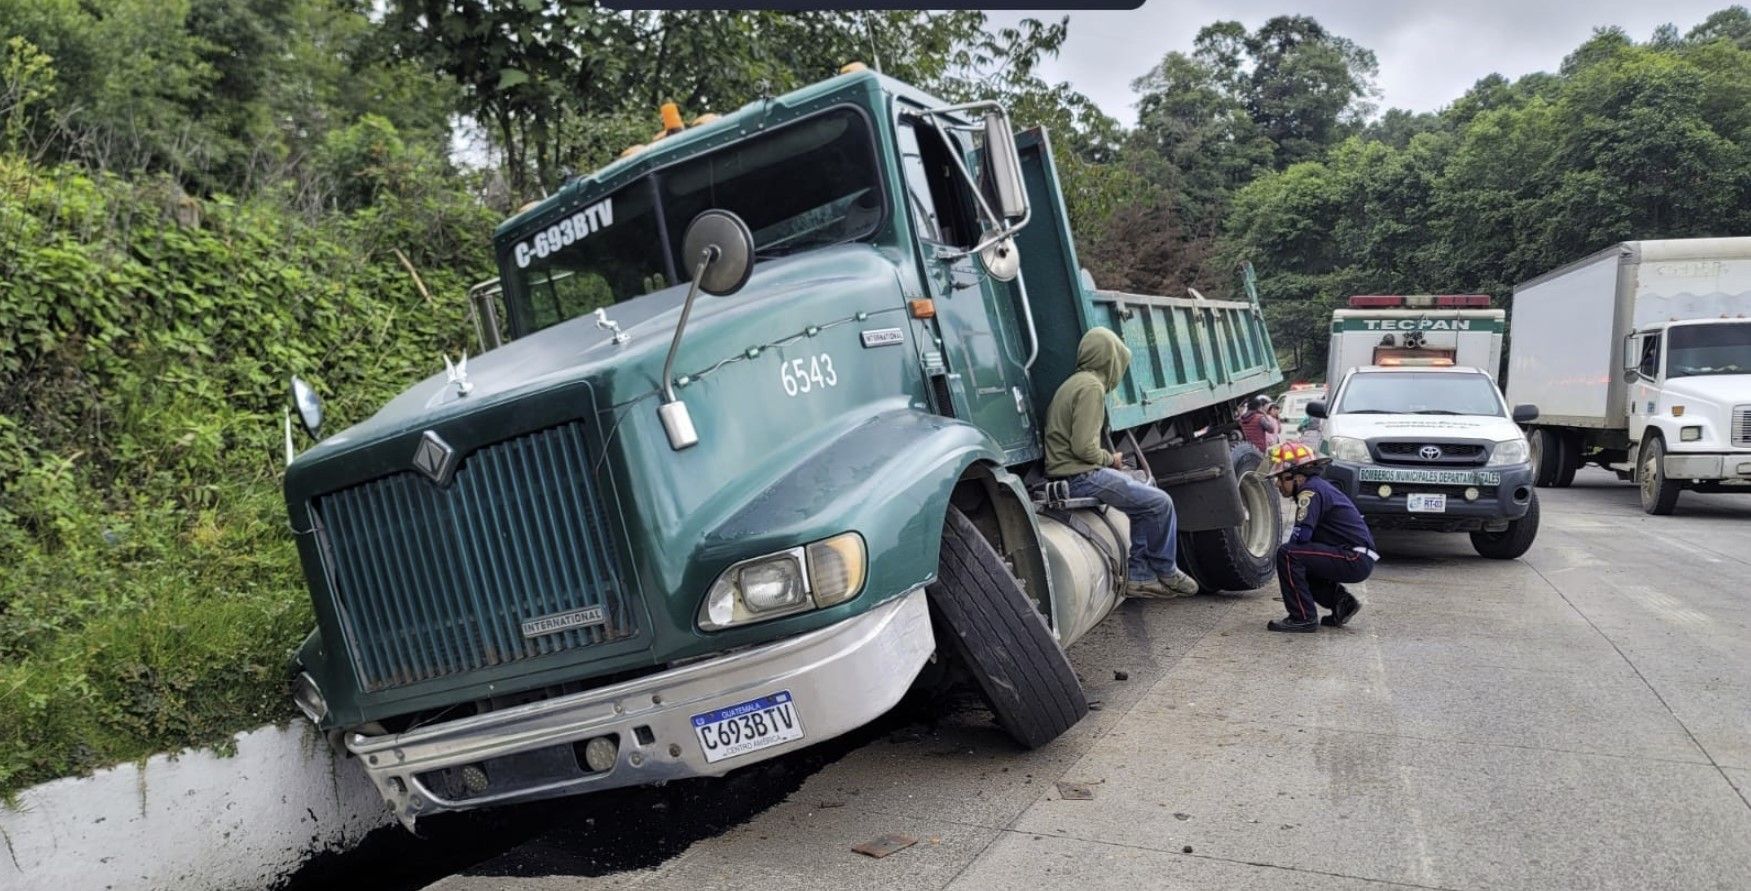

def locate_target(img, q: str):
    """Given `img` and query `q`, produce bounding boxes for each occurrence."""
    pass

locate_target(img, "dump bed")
[1013,129,1281,432]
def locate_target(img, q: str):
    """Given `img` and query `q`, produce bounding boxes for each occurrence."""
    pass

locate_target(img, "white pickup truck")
[1308,365,1541,559]
[1506,238,1751,514]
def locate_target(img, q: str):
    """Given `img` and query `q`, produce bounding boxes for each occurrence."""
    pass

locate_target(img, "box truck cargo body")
[1506,238,1751,514]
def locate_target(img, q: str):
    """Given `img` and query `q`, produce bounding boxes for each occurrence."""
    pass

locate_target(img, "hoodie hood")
[1076,327,1131,392]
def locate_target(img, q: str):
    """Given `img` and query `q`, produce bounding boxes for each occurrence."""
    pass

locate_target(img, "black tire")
[1186,444,1280,592]
[927,506,1088,749]
[1529,428,1559,488]
[1551,431,1580,488]
[1639,436,1681,515]
[1470,491,1540,559]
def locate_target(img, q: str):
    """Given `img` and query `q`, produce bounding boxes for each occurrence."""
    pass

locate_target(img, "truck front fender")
[705,408,1010,609]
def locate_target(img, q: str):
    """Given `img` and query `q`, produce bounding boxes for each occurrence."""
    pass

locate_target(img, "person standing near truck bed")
[1237,394,1278,454]
[1045,328,1201,599]
[1266,442,1374,633]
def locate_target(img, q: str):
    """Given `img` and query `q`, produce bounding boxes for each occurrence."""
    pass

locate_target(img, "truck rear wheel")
[1551,431,1580,488]
[1639,436,1682,515]
[1529,428,1560,487]
[927,506,1088,749]
[1470,491,1540,559]
[1185,444,1280,592]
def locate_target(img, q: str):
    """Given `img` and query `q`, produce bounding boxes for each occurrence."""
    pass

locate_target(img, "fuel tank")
[1037,508,1131,648]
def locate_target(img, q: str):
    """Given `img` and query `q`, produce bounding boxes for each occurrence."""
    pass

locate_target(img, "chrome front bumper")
[1664,452,1751,481]
[347,587,934,825]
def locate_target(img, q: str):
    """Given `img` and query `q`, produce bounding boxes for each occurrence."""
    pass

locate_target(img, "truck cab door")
[895,113,1037,461]
[1628,331,1662,444]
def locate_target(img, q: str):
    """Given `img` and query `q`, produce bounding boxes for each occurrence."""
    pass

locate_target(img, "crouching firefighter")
[1265,442,1377,633]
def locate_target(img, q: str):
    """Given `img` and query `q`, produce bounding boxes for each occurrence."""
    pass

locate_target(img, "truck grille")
[1735,405,1751,448]
[1374,441,1487,465]
[314,422,635,692]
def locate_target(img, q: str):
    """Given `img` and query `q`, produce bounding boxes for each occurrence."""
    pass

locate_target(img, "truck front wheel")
[1470,491,1540,559]
[1639,436,1682,515]
[1185,444,1280,592]
[926,506,1088,749]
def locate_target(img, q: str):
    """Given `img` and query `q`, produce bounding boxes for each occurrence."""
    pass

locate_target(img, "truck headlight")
[293,671,328,724]
[1487,439,1530,466]
[1327,436,1371,464]
[1680,425,1702,442]
[699,533,867,630]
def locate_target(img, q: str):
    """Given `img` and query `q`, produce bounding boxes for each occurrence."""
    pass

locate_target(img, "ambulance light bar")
[1348,295,1490,308]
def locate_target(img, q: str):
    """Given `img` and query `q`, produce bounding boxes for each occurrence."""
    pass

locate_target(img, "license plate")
[1358,467,1499,486]
[1407,493,1447,513]
[691,692,805,764]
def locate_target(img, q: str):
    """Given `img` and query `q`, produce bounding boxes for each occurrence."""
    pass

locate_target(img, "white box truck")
[1506,238,1751,514]
[1327,295,1505,385]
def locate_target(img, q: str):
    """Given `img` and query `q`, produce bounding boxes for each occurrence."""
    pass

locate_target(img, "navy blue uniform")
[1277,475,1376,623]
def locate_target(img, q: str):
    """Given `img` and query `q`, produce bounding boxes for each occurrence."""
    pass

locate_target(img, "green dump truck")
[283,68,1282,828]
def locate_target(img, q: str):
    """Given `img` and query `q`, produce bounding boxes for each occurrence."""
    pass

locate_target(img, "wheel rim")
[1238,471,1277,559]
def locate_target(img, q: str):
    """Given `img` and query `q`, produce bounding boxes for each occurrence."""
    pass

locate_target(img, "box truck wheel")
[1185,444,1280,592]
[1552,431,1580,488]
[1638,436,1682,515]
[1470,491,1540,559]
[927,506,1088,749]
[1529,428,1560,487]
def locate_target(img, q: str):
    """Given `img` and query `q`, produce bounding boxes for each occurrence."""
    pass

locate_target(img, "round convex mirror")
[682,210,755,296]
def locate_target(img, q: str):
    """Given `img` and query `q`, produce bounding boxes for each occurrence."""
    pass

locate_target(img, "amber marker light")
[909,298,936,319]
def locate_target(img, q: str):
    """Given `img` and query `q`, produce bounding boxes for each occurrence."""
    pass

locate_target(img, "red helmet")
[1267,441,1328,477]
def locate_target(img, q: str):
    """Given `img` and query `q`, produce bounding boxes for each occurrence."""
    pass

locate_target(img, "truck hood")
[293,244,899,465]
[1661,374,1751,406]
[1326,413,1524,442]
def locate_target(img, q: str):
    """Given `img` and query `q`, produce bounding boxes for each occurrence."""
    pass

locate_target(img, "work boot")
[1267,617,1319,633]
[1322,593,1363,627]
[1125,577,1176,599]
[1160,569,1201,597]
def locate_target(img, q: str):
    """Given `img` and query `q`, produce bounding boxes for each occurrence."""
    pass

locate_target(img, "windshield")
[1667,322,1751,378]
[502,108,883,335]
[1336,372,1503,417]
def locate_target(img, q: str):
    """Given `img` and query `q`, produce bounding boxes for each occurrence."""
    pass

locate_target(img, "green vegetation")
[3,1,1749,796]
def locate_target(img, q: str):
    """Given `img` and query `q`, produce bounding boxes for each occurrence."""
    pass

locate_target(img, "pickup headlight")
[1327,436,1372,464]
[699,533,867,631]
[1487,439,1530,466]
[293,671,328,724]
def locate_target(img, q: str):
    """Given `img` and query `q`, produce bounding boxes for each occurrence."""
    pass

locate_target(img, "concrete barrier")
[0,720,390,890]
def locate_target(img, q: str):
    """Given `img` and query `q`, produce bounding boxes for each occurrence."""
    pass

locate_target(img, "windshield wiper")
[1341,409,1393,414]
[1412,410,1464,415]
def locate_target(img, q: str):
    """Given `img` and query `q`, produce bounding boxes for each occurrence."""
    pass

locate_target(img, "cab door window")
[1637,334,1662,379]
[897,118,979,250]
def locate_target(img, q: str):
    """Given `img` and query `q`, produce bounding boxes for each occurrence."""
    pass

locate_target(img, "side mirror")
[660,209,756,451]
[683,209,754,296]
[1512,404,1539,423]
[1306,400,1328,419]
[289,376,323,439]
[982,110,1027,221]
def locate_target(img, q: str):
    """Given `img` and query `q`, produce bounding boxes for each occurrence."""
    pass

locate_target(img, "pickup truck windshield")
[1667,322,1751,377]
[504,108,882,334]
[1337,372,1503,417]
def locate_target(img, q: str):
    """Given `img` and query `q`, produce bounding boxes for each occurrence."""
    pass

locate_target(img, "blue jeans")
[1065,468,1179,582]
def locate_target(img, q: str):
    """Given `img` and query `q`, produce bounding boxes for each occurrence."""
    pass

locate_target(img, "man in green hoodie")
[1044,328,1201,598]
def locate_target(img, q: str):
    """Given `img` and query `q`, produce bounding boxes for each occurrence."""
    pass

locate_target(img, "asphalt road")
[427,468,1751,890]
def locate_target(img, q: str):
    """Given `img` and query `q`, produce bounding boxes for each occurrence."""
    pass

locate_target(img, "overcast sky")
[989,1,1738,126]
